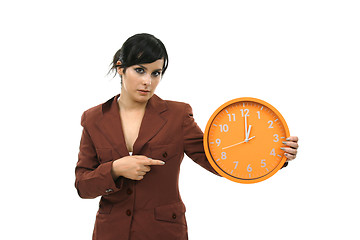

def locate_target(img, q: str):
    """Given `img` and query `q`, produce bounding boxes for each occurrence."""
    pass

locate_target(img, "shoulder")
[165,99,190,110]
[80,96,116,126]
[159,97,193,116]
[151,94,191,113]
[162,99,194,119]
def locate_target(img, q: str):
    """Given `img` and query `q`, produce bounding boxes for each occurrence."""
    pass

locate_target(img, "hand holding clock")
[281,136,299,161]
[204,97,300,183]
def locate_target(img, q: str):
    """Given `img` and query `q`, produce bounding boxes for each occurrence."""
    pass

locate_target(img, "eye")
[152,71,162,77]
[134,68,145,74]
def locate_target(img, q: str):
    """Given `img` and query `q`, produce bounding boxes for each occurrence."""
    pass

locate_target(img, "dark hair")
[109,33,168,77]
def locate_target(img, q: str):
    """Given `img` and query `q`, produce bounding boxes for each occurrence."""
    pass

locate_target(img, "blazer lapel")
[95,94,168,157]
[133,94,168,154]
[96,95,129,157]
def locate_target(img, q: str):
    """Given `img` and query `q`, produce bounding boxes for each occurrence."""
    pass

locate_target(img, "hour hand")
[245,125,252,142]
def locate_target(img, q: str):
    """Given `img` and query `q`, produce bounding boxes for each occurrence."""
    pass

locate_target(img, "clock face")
[204,98,290,184]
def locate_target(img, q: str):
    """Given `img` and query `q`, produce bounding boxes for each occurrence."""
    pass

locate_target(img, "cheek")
[152,79,161,88]
[123,73,137,87]
[123,79,135,92]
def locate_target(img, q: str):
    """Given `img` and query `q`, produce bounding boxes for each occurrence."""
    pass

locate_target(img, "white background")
[1,0,359,239]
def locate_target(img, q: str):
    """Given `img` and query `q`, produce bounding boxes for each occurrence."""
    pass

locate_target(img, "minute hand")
[244,115,248,141]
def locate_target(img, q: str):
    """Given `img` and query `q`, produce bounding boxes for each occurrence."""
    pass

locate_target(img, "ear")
[116,61,124,75]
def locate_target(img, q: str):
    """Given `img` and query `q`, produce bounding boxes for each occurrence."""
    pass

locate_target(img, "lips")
[138,89,150,95]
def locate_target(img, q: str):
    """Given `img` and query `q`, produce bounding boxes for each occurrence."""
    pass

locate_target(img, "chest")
[120,110,145,152]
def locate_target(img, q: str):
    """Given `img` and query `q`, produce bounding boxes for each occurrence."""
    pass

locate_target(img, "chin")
[135,92,154,103]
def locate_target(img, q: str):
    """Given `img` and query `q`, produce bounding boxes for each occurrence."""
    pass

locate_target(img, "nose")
[143,74,152,85]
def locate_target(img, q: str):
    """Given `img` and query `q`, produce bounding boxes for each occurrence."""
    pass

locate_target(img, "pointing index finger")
[145,158,165,165]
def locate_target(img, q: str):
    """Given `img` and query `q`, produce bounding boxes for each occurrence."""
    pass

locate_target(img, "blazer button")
[105,188,113,193]
[162,152,168,158]
[126,209,132,216]
[126,188,133,195]
[172,213,177,219]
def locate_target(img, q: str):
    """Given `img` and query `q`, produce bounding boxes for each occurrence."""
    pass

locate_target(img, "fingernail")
[161,161,165,165]
[280,147,285,150]
[284,153,288,156]
[282,141,287,145]
[286,138,290,141]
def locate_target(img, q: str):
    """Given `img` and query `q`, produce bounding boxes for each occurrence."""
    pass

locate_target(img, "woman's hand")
[281,136,299,161]
[111,155,165,181]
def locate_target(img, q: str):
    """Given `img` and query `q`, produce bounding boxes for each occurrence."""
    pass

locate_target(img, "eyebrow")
[138,64,163,72]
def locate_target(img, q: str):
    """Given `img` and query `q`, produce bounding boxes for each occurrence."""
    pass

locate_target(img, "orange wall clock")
[204,97,290,184]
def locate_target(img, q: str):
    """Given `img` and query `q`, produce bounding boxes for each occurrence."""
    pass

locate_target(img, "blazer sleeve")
[75,111,124,199]
[182,104,221,176]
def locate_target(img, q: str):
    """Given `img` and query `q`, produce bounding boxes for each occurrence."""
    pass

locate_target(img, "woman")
[75,33,299,240]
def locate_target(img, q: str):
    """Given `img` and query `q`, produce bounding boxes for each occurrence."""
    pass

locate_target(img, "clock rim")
[203,97,290,184]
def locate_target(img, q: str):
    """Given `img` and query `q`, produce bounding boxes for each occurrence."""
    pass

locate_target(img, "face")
[117,59,164,104]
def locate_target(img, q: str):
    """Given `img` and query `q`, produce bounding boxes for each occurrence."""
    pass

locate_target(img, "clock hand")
[246,125,252,142]
[222,136,256,150]
[244,115,248,141]
[222,140,247,150]
[248,135,255,141]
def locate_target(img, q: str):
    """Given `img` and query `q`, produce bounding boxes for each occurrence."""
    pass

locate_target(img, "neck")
[118,92,148,112]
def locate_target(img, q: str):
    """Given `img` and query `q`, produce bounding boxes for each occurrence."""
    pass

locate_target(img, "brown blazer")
[75,94,219,240]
